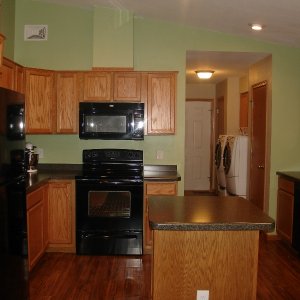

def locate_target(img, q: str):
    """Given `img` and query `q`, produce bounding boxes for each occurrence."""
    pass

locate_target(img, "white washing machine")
[223,135,248,198]
[214,135,228,195]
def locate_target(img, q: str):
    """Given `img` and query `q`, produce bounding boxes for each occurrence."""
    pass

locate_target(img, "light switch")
[156,150,164,160]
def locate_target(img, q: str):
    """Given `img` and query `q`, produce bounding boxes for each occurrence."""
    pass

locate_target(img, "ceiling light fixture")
[195,70,214,79]
[250,23,263,31]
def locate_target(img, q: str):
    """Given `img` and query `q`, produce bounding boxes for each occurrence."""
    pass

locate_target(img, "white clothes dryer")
[223,135,248,198]
[215,135,228,193]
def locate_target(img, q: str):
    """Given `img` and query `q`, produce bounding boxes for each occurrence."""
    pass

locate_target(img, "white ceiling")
[37,0,298,83]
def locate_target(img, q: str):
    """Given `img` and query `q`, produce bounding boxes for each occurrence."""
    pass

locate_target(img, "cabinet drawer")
[145,182,177,195]
[278,177,294,194]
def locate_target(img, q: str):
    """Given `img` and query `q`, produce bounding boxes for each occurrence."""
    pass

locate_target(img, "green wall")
[1,0,15,59]
[10,0,300,218]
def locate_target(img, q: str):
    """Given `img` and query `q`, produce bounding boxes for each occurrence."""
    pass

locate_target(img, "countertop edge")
[150,221,275,232]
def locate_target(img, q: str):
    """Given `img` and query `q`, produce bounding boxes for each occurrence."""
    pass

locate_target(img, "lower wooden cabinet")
[47,180,75,252]
[143,181,177,254]
[27,184,48,271]
[277,176,294,242]
[27,179,75,271]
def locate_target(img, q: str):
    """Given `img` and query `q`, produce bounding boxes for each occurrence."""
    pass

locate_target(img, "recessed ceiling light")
[250,23,263,31]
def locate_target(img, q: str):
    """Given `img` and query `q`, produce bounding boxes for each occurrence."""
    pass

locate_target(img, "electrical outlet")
[156,150,164,160]
[197,290,209,300]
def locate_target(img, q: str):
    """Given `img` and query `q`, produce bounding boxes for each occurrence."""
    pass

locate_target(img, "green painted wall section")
[9,1,300,218]
[14,0,93,69]
[93,6,133,68]
[1,0,15,59]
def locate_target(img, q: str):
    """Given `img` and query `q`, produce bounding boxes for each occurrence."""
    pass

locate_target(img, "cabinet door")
[0,57,15,90]
[15,64,25,94]
[147,72,176,134]
[27,186,47,271]
[25,68,55,133]
[144,182,177,254]
[277,188,294,242]
[47,180,75,252]
[83,72,112,101]
[56,72,79,133]
[0,34,4,66]
[113,72,142,101]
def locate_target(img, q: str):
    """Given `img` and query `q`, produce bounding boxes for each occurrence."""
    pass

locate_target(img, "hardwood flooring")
[29,239,300,300]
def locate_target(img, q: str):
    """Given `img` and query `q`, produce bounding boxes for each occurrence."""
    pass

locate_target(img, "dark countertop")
[26,163,180,193]
[143,164,181,181]
[276,171,300,182]
[26,164,81,193]
[149,196,275,232]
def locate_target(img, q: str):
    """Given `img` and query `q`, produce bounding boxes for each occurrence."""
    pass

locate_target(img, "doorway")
[184,99,213,192]
[249,81,267,210]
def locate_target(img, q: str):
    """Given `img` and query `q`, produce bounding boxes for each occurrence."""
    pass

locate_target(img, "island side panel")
[152,230,259,300]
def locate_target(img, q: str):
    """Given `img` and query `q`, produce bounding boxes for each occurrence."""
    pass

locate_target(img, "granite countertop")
[143,164,181,181]
[26,164,82,193]
[276,171,300,182]
[149,196,275,232]
[26,163,180,192]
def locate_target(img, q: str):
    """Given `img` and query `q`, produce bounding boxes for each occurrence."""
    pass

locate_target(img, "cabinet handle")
[258,165,265,169]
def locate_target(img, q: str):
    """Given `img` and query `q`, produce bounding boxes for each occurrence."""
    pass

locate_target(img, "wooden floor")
[29,238,300,300]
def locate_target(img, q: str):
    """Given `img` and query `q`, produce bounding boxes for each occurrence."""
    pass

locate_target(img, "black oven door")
[76,179,143,255]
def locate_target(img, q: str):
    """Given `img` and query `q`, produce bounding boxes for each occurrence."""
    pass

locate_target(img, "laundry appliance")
[214,135,229,195]
[223,135,248,198]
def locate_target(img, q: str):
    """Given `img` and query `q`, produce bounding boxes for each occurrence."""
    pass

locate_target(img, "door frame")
[184,98,214,192]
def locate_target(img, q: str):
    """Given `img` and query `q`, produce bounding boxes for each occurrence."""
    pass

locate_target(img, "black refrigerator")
[0,87,28,299]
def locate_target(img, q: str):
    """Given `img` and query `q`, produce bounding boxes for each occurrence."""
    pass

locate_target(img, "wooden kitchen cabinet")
[56,72,79,133]
[82,71,112,101]
[0,57,15,90]
[27,184,48,271]
[0,34,4,66]
[47,180,75,252]
[147,72,176,135]
[277,176,294,242]
[25,68,55,133]
[14,63,25,94]
[113,72,143,102]
[143,181,177,253]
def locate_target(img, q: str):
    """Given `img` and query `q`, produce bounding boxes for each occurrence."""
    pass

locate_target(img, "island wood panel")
[47,180,75,252]
[152,230,259,300]
[25,68,55,133]
[113,72,142,101]
[147,72,176,134]
[82,71,112,101]
[0,57,15,90]
[56,72,79,133]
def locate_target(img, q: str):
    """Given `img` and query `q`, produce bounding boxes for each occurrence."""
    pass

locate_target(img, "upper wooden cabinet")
[0,34,4,66]
[0,57,15,90]
[25,68,55,133]
[82,71,112,101]
[113,72,142,102]
[147,72,176,135]
[15,64,25,94]
[56,72,79,133]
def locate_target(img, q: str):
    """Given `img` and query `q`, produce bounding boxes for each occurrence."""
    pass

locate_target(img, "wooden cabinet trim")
[278,176,294,194]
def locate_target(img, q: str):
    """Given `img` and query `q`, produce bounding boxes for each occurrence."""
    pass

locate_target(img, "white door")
[185,100,212,191]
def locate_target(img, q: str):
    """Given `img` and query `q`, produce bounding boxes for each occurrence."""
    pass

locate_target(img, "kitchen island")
[149,196,275,300]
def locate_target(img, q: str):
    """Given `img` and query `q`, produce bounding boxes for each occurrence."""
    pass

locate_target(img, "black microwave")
[79,102,144,140]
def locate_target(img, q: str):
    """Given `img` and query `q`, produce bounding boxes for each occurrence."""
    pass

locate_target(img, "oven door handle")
[82,232,139,240]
